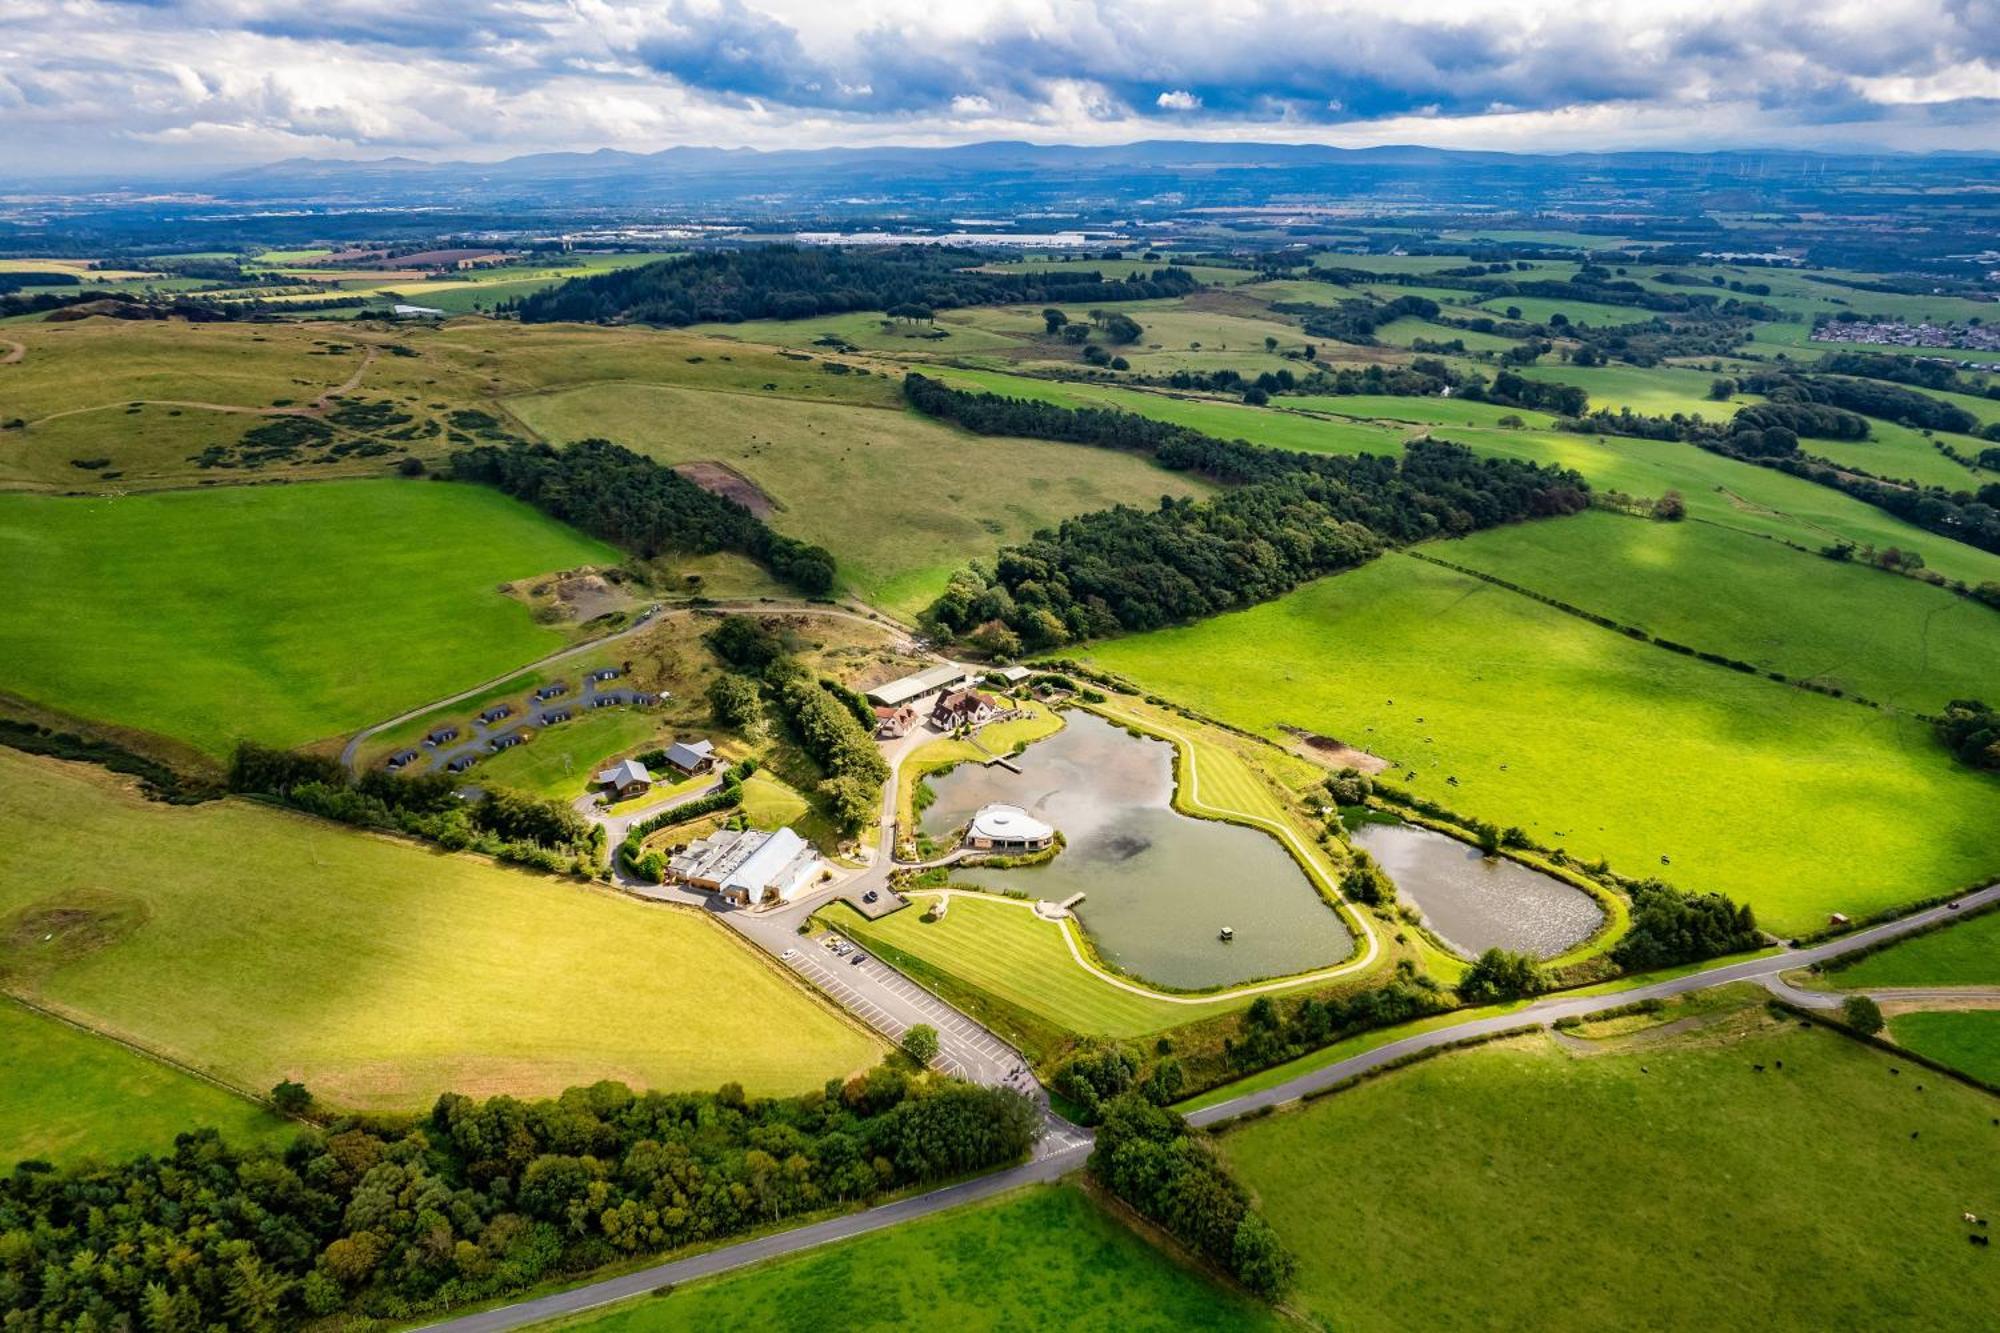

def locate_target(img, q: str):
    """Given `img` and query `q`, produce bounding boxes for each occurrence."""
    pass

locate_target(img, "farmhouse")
[873,704,918,738]
[662,739,717,774]
[667,827,823,907]
[595,759,652,801]
[965,804,1055,853]
[867,661,976,709]
[931,689,1002,731]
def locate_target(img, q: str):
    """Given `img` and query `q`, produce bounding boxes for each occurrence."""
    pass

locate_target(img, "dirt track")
[0,339,24,365]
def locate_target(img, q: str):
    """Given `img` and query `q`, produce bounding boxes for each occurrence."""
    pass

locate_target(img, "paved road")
[340,602,909,770]
[1188,882,2000,1125]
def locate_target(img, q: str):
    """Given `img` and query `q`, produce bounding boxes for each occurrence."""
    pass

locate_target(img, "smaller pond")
[1349,820,1603,960]
[921,712,1354,990]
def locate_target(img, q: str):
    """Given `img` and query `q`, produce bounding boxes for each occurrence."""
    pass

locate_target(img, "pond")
[1348,819,1603,960]
[920,711,1354,989]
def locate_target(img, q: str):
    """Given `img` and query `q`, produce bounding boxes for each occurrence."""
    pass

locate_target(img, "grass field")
[470,708,669,799]
[505,382,1209,615]
[1082,553,2000,935]
[1806,420,1994,491]
[1517,362,1749,419]
[0,480,616,753]
[1888,1010,2000,1085]
[1437,509,2000,713]
[1223,1008,2000,1331]
[0,750,880,1108]
[0,318,366,418]
[0,1000,297,1168]
[1279,393,1560,430]
[1831,910,2000,988]
[550,1183,1281,1333]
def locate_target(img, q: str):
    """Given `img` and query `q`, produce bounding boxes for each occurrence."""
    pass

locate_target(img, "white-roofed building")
[667,826,823,907]
[965,804,1055,853]
[866,662,975,708]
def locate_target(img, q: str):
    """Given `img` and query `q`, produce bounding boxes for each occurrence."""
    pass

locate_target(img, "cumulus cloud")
[3,0,1999,173]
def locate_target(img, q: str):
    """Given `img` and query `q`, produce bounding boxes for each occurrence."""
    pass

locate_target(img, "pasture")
[0,481,616,753]
[0,750,881,1108]
[0,1000,296,1168]
[1081,553,2000,936]
[1224,1009,2000,1331]
[1830,909,2000,988]
[1437,508,2000,713]
[1805,420,1993,490]
[468,707,669,799]
[505,381,1209,616]
[1514,362,1748,419]
[551,1183,1282,1333]
[1888,1010,2000,1085]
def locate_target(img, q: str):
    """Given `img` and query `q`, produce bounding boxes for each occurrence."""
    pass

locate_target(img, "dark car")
[863,890,879,904]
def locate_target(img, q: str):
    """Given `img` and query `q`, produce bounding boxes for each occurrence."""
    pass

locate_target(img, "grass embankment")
[504,381,1212,616]
[0,750,880,1109]
[1223,1007,2000,1330]
[0,481,616,754]
[545,1182,1283,1333]
[0,1000,297,1168]
[1082,553,2000,937]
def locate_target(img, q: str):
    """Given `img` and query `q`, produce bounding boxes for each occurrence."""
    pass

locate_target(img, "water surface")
[1350,820,1602,960]
[921,712,1353,988]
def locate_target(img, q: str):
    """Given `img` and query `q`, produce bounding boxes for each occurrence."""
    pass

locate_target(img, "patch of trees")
[0,719,221,804]
[513,246,1197,325]
[228,742,596,873]
[1730,400,1870,443]
[0,272,79,294]
[1282,294,1440,345]
[449,438,836,594]
[617,760,757,880]
[0,1066,1039,1328]
[906,374,1587,645]
[1223,975,1452,1074]
[1739,370,1980,435]
[763,655,889,829]
[1455,948,1544,1003]
[1471,370,1590,417]
[1935,699,2000,771]
[1611,879,1760,968]
[1051,1043,1185,1123]
[1818,351,1995,396]
[1090,1097,1296,1300]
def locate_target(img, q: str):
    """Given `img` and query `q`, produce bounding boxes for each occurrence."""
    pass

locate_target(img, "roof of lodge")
[867,662,971,707]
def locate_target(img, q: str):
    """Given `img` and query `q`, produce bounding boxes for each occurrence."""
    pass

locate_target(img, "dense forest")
[0,1068,1038,1328]
[448,438,836,593]
[1738,369,1982,435]
[513,246,1197,325]
[904,374,1589,647]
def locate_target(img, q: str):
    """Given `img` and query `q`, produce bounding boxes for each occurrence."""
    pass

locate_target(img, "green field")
[1279,393,1560,430]
[0,749,880,1108]
[1437,509,2000,713]
[1805,420,1994,491]
[0,481,616,753]
[1223,1010,2000,1330]
[1082,553,2000,935]
[505,382,1209,615]
[550,1183,1281,1333]
[1831,910,2000,988]
[0,1000,297,1168]
[1520,362,1749,419]
[1888,1010,2000,1084]
[471,707,669,799]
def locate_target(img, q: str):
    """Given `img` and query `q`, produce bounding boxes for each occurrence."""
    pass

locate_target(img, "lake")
[1349,820,1603,960]
[921,711,1354,989]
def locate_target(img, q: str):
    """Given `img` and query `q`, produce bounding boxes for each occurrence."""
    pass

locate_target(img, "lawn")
[547,1183,1282,1333]
[505,382,1209,616]
[1830,909,2000,989]
[0,480,616,754]
[820,894,1242,1046]
[1888,1010,2000,1085]
[1224,1011,2000,1331]
[1081,552,2000,936]
[472,707,669,799]
[0,1000,297,1168]
[1436,508,2000,714]
[0,749,881,1109]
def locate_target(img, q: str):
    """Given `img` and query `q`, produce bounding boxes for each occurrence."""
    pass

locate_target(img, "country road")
[418,882,2000,1333]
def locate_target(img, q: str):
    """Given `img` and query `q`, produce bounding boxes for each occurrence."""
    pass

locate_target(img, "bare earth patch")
[1279,724,1391,773]
[675,458,780,517]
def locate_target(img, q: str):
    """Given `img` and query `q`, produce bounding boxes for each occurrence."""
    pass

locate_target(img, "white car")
[781,948,797,960]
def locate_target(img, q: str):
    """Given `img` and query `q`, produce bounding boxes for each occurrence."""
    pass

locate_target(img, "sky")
[3,0,1999,176]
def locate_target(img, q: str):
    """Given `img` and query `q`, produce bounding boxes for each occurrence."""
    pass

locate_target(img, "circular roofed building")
[966,803,1055,853]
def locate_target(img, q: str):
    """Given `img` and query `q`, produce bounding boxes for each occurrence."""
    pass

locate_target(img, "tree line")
[1935,699,2000,771]
[512,246,1197,325]
[448,437,837,594]
[904,374,1588,648]
[0,1066,1039,1328]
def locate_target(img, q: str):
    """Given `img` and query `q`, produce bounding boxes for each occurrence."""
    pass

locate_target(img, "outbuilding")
[866,662,975,709]
[965,803,1055,853]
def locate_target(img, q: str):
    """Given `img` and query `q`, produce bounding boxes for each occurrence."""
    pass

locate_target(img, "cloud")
[4,0,2000,173]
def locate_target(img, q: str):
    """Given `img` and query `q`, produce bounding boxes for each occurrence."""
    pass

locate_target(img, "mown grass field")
[820,894,1242,1043]
[0,1000,297,1168]
[1888,1010,2000,1085]
[1437,509,2000,713]
[0,481,615,753]
[469,708,670,799]
[550,1183,1282,1333]
[506,382,1209,616]
[1831,910,2000,988]
[0,750,881,1108]
[1082,553,2000,936]
[1224,1011,2000,1331]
